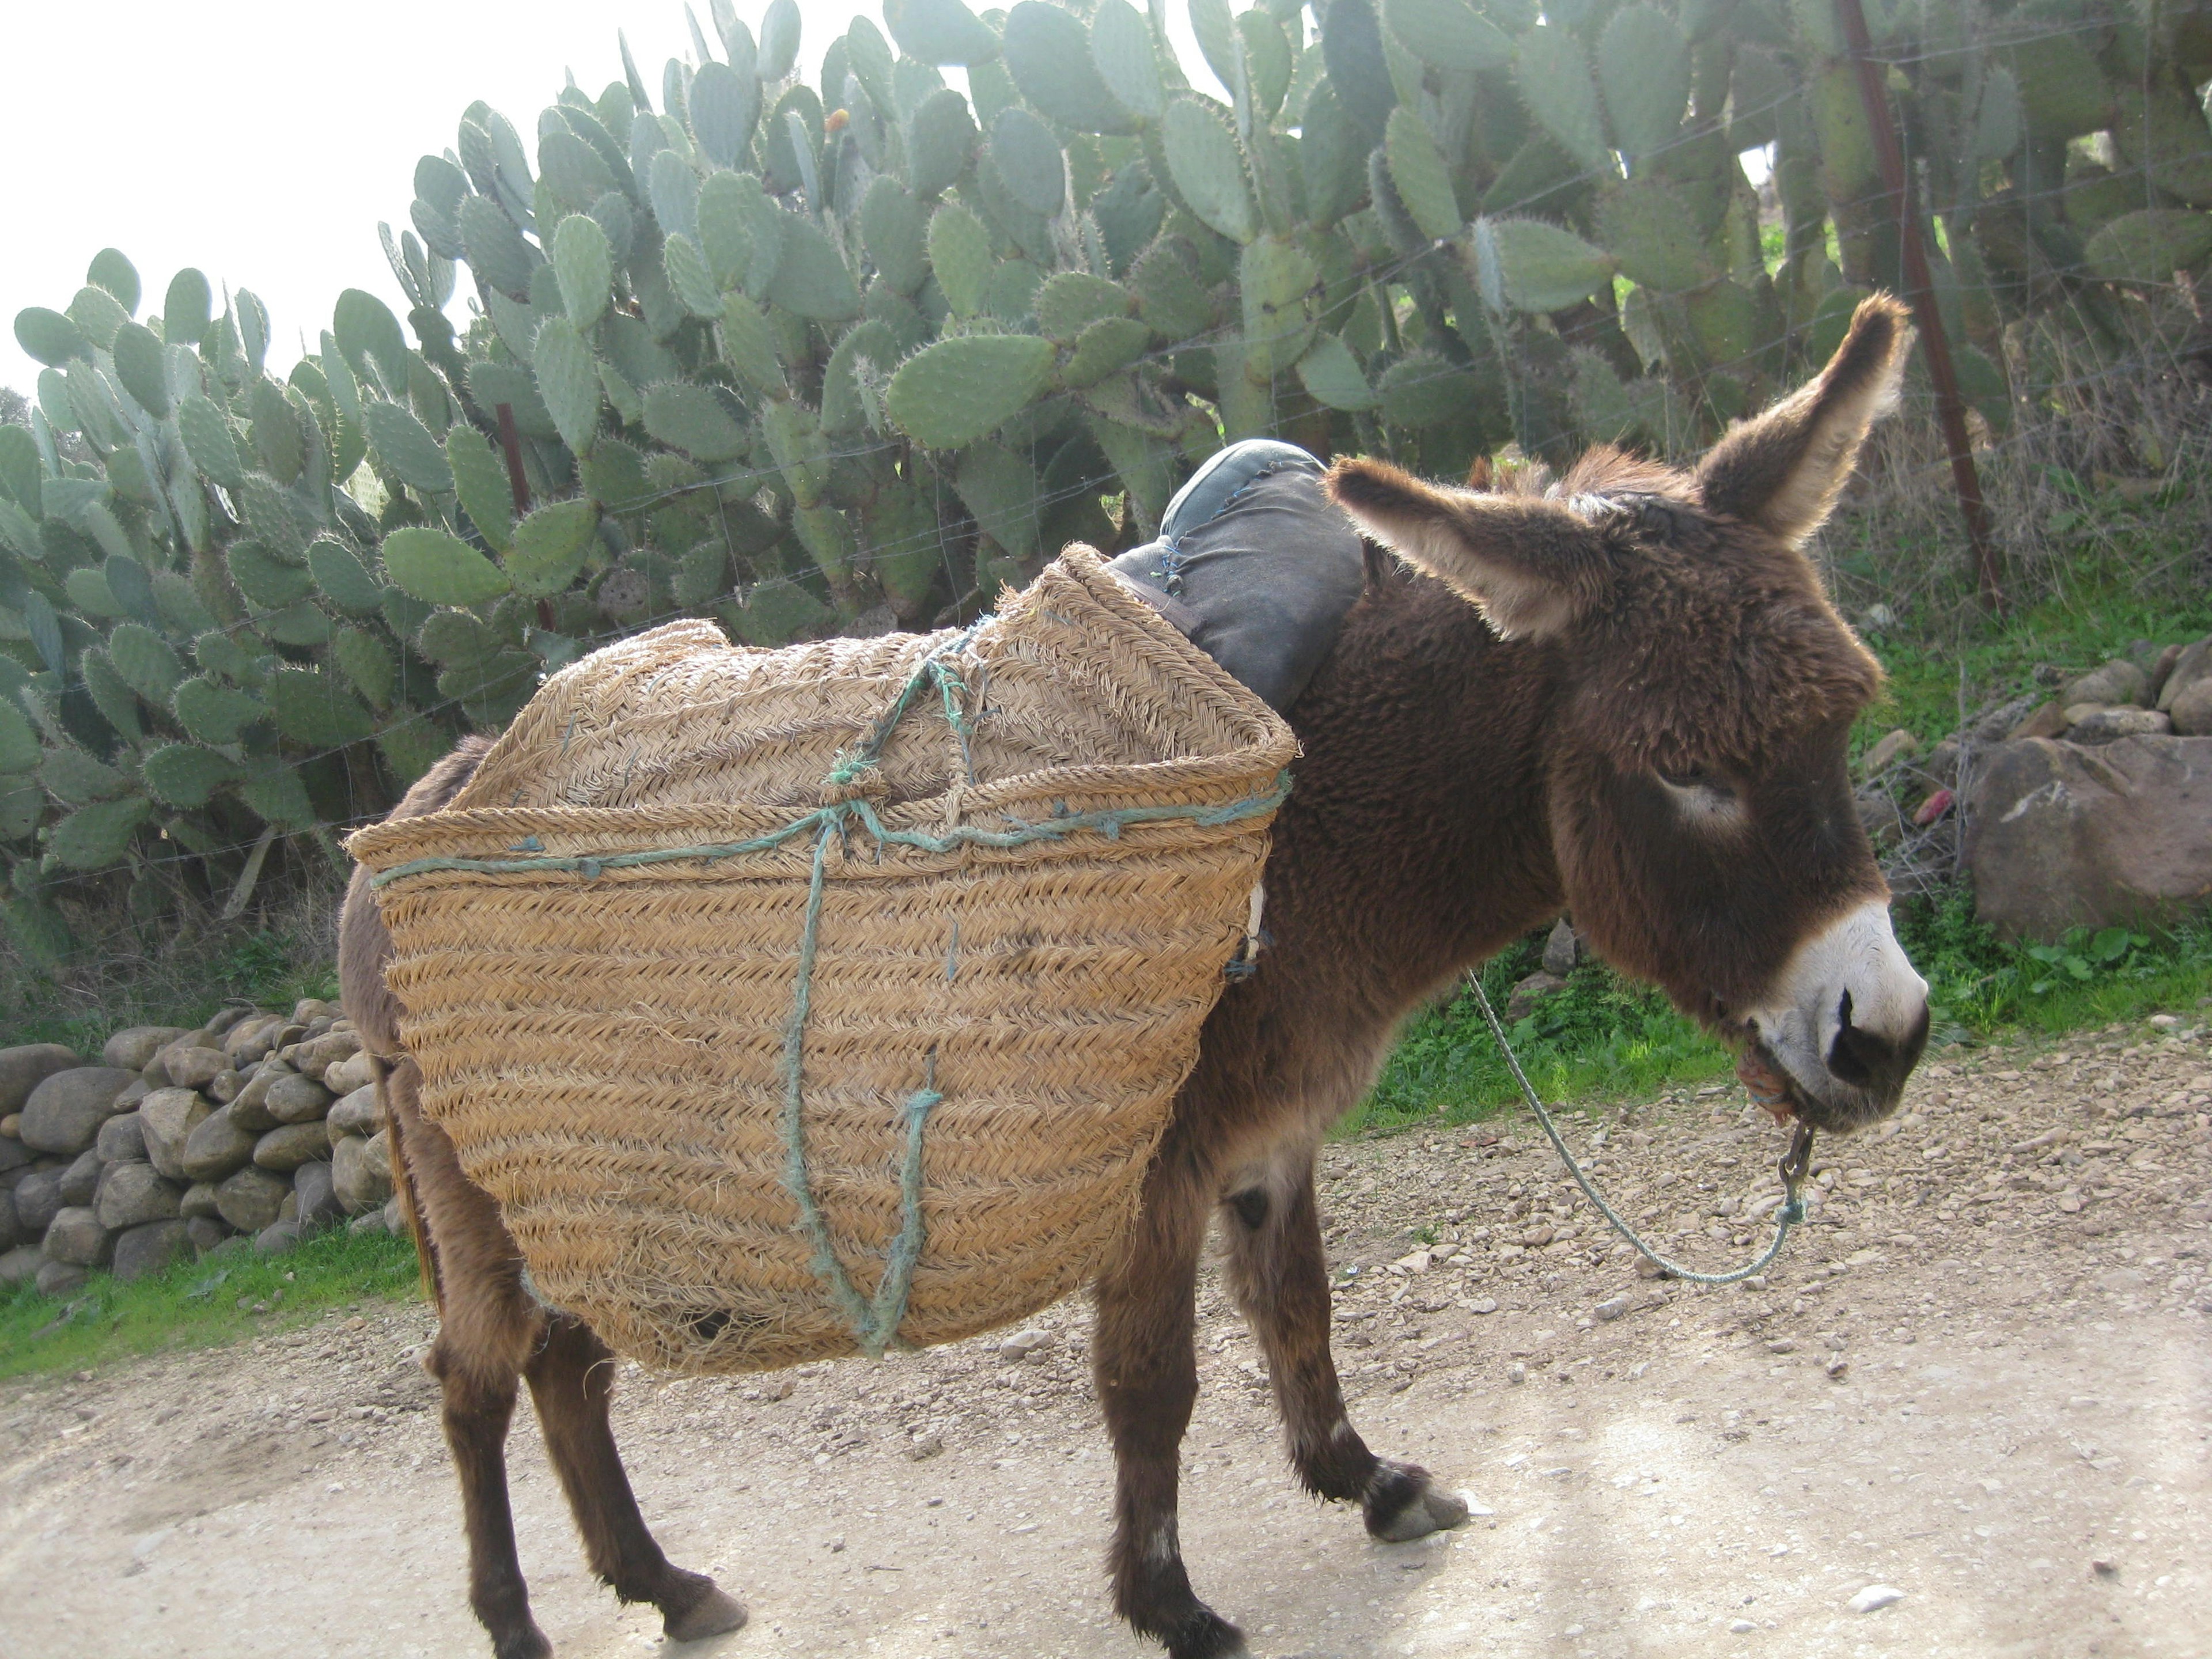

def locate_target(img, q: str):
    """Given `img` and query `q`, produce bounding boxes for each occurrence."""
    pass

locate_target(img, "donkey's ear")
[1695,294,1914,547]
[1326,457,1610,640]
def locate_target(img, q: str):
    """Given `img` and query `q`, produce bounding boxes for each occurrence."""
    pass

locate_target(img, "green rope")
[1466,974,1814,1288]
[374,628,1289,1354]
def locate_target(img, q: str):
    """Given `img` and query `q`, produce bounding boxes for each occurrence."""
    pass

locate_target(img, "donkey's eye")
[1657,765,1714,790]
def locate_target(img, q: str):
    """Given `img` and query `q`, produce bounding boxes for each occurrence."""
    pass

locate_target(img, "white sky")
[2,0,1219,398]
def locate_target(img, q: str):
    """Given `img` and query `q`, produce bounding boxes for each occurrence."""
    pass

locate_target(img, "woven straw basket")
[347,548,1296,1374]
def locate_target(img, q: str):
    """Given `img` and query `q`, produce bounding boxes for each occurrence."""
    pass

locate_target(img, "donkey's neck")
[1181,573,1571,1149]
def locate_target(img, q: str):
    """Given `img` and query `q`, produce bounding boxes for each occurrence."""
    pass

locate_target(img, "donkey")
[339,294,1931,1659]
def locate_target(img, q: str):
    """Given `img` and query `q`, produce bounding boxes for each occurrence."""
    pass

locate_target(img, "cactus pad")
[885,333,1057,448]
[381,527,513,607]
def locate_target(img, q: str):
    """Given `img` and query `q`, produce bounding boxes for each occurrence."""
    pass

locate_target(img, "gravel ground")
[2,1023,2207,1659]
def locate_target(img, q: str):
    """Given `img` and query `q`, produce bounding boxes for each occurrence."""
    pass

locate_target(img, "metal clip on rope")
[1466,975,1816,1287]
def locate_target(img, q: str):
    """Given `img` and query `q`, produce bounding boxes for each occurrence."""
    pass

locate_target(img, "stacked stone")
[0,1000,401,1298]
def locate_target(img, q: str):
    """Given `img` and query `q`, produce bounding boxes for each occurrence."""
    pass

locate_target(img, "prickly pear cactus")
[9,0,2209,946]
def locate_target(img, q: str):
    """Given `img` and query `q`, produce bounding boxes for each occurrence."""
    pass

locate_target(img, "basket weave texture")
[348,550,1296,1374]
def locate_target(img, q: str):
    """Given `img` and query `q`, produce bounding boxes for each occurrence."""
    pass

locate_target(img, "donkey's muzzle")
[1741,898,1931,1132]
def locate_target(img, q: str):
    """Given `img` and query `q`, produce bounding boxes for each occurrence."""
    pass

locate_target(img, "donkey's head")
[1328,296,1929,1132]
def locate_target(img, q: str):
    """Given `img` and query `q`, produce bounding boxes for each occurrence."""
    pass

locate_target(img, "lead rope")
[1465,975,1816,1287]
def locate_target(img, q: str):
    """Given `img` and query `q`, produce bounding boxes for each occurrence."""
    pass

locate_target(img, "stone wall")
[0,1002,400,1299]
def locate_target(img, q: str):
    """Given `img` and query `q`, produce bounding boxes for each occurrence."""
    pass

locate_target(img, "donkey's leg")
[1095,1150,1247,1659]
[1220,1156,1469,1543]
[525,1315,747,1641]
[393,1058,556,1659]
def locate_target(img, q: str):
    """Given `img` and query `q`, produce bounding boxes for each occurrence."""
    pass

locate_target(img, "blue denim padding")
[1105,440,1366,715]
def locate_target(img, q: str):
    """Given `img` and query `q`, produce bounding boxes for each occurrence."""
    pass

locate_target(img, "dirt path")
[3,1027,2208,1659]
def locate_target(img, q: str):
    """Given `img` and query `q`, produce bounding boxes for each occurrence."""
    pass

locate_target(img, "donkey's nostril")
[1824,986,1929,1101]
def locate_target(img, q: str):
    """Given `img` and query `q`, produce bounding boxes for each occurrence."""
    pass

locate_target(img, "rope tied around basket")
[368,624,1293,1359]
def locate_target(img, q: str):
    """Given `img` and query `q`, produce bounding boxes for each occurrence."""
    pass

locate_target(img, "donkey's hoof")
[1366,1460,1471,1543]
[1163,1605,1252,1659]
[491,1626,554,1659]
[661,1579,748,1642]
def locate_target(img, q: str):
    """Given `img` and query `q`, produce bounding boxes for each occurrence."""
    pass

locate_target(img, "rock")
[2157,636,2211,713]
[278,1190,298,1222]
[334,1129,394,1213]
[322,1051,377,1096]
[214,1165,290,1233]
[96,1111,149,1164]
[293,997,338,1024]
[2069,707,2171,744]
[2147,641,2186,703]
[185,1214,229,1253]
[2008,700,2070,741]
[205,1069,244,1105]
[327,1084,383,1138]
[95,1161,184,1230]
[998,1328,1055,1361]
[227,1061,290,1133]
[264,1072,334,1124]
[0,1243,41,1286]
[347,1207,390,1237]
[0,1044,80,1116]
[1859,728,1919,774]
[294,1160,345,1232]
[0,1187,16,1252]
[381,1196,404,1235]
[2171,675,2212,737]
[2061,660,2147,709]
[1594,1295,1630,1321]
[14,1169,65,1236]
[158,1046,230,1090]
[101,1026,186,1071]
[58,1146,101,1207]
[254,1219,304,1256]
[0,1132,28,1175]
[17,1067,138,1154]
[1505,971,1566,1022]
[1967,736,2212,940]
[1542,918,1579,978]
[115,1076,150,1112]
[43,1206,113,1267]
[1730,1618,1757,1633]
[907,1431,945,1460]
[222,1013,286,1065]
[1969,693,2042,744]
[138,1087,213,1180]
[290,1029,362,1082]
[111,1218,193,1282]
[256,1120,331,1171]
[180,1104,259,1181]
[179,1181,222,1219]
[1847,1584,1905,1613]
[36,1259,89,1298]
[1924,737,1960,783]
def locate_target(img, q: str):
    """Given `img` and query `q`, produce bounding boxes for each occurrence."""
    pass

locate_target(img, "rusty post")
[1833,0,2005,611]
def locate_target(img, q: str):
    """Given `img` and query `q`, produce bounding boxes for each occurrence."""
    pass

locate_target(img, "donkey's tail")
[371,1053,444,1311]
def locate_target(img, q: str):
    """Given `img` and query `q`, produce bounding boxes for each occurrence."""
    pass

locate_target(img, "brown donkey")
[339,294,1930,1658]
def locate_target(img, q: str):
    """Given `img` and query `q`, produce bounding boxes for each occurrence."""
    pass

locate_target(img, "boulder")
[222,1013,287,1065]
[2157,637,2211,713]
[279,1190,298,1222]
[347,1208,391,1237]
[0,1133,29,1176]
[255,1219,304,1256]
[1966,735,2212,940]
[264,1073,334,1124]
[58,1146,101,1207]
[139,1087,213,1180]
[36,1260,89,1298]
[184,1214,229,1254]
[111,1218,193,1282]
[101,1026,186,1071]
[2007,700,2070,742]
[2172,675,2212,737]
[293,1160,346,1232]
[95,1161,184,1230]
[327,1084,383,1138]
[214,1165,290,1233]
[0,1044,82,1115]
[289,1030,361,1082]
[2061,660,2148,709]
[294,997,339,1024]
[322,1051,377,1096]
[43,1206,113,1267]
[14,1169,65,1236]
[179,1180,222,1219]
[205,1069,244,1104]
[0,1243,41,1287]
[228,1061,291,1134]
[202,1006,253,1040]
[180,1104,259,1181]
[115,1076,150,1112]
[96,1110,149,1164]
[1858,728,1918,774]
[2147,641,2186,703]
[2070,707,2171,744]
[1541,918,1579,978]
[333,1130,395,1213]
[1504,971,1566,1022]
[158,1044,230,1091]
[255,1120,331,1171]
[381,1195,405,1235]
[17,1067,136,1154]
[0,1186,16,1252]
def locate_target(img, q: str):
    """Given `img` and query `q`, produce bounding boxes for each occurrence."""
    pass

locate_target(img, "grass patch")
[0,1225,422,1382]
